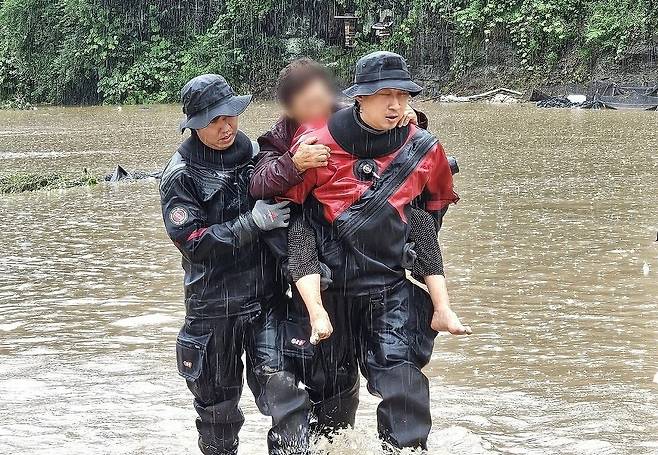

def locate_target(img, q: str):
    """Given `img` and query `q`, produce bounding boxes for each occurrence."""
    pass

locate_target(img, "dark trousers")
[249,298,359,454]
[322,279,438,450]
[275,279,437,450]
[176,301,311,455]
[289,291,361,435]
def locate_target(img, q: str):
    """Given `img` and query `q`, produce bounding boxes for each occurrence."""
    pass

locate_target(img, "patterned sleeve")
[287,214,322,282]
[409,206,445,279]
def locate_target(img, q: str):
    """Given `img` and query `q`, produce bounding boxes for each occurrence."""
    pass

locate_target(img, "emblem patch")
[169,206,189,226]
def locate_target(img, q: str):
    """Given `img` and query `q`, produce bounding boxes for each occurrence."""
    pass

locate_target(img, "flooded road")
[0,102,657,454]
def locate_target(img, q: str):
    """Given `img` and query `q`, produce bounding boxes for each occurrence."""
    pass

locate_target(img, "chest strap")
[332,129,438,241]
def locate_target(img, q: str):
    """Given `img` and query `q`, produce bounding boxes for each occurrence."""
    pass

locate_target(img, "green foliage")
[584,0,648,59]
[172,13,287,97]
[0,0,656,105]
[0,171,98,193]
[99,35,179,104]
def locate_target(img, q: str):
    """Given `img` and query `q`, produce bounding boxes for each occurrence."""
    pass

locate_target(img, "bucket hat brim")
[343,79,423,98]
[180,94,252,132]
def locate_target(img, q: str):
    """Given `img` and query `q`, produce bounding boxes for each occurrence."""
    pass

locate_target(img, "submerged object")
[537,97,574,108]
[108,165,129,182]
[536,82,658,110]
[528,88,551,102]
[567,94,587,104]
[593,94,658,110]
[104,166,161,182]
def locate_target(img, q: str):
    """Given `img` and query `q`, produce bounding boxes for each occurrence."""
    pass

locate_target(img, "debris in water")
[104,166,162,182]
[108,165,129,182]
[642,262,650,276]
[489,93,520,104]
[0,171,97,194]
[567,94,587,104]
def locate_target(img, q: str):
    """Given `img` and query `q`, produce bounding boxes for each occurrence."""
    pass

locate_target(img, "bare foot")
[309,309,333,345]
[431,305,472,335]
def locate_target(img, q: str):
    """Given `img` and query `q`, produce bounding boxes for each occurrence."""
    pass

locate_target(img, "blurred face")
[356,89,411,131]
[196,115,239,150]
[285,78,335,124]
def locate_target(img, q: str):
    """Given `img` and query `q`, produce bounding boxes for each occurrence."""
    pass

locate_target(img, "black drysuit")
[160,131,309,455]
[278,107,459,450]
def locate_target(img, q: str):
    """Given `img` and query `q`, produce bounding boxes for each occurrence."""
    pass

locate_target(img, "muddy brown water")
[0,102,656,455]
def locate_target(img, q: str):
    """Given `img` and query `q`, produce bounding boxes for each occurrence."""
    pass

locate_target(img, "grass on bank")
[0,172,98,194]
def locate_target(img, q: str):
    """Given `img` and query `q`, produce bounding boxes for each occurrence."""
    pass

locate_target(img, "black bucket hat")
[343,51,423,98]
[179,74,252,133]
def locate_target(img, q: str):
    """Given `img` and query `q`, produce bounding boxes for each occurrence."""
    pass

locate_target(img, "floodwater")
[0,102,656,455]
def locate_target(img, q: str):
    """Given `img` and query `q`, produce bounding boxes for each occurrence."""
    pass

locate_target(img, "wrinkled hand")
[431,305,472,335]
[309,308,333,345]
[251,200,290,231]
[397,105,419,127]
[292,137,331,172]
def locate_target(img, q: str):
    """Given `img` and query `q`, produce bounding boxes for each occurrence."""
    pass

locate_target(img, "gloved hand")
[251,200,291,231]
[401,242,418,270]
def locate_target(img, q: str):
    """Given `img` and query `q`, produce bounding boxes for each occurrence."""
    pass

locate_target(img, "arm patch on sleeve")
[169,206,189,226]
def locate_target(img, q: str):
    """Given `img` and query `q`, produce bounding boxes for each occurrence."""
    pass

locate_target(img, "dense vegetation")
[0,171,97,193]
[0,0,656,105]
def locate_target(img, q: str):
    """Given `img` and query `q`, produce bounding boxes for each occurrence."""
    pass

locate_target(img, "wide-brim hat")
[179,74,252,133]
[343,51,423,98]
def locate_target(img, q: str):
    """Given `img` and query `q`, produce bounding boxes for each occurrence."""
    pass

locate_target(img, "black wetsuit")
[159,132,310,455]
[277,106,458,450]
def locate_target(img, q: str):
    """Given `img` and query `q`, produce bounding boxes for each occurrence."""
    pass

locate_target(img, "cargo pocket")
[406,285,438,367]
[279,319,315,360]
[176,328,213,382]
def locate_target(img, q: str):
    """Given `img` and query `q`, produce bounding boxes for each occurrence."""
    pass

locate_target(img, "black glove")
[251,200,291,231]
[401,242,418,270]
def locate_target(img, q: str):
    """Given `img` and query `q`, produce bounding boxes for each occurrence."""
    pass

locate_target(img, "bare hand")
[397,105,419,127]
[309,309,333,345]
[431,305,472,335]
[292,137,331,173]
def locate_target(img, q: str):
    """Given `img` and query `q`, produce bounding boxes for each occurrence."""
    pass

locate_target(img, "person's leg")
[246,301,312,455]
[303,291,359,438]
[177,316,248,455]
[355,280,438,450]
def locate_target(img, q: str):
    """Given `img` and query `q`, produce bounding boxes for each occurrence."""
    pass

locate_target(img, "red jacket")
[249,105,429,200]
[282,123,457,221]
[280,120,458,295]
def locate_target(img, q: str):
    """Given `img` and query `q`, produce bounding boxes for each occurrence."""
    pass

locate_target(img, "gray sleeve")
[409,207,445,279]
[287,214,322,282]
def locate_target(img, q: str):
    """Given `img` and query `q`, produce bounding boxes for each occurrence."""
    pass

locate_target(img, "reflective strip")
[187,228,208,241]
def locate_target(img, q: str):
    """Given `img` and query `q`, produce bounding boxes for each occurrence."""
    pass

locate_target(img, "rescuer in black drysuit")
[246,58,468,454]
[275,51,461,451]
[159,74,311,455]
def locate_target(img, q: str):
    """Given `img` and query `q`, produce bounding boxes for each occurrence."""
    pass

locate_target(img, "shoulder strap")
[333,129,438,240]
